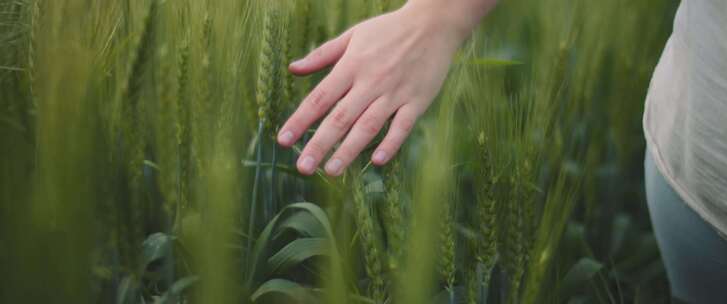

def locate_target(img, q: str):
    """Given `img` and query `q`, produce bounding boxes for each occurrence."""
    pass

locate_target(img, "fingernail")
[278,130,294,146]
[373,150,388,164]
[298,156,316,174]
[325,158,343,176]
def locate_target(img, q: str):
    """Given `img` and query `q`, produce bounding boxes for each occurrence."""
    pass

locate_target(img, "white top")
[644,0,727,236]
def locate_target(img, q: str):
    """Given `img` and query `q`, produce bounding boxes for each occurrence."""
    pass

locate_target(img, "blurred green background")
[0,0,679,303]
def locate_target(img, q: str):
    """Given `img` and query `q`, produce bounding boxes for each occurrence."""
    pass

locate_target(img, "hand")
[277,3,476,176]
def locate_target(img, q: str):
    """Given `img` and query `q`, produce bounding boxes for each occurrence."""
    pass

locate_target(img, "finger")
[289,29,354,75]
[371,104,420,166]
[325,97,394,176]
[277,64,354,147]
[296,86,377,175]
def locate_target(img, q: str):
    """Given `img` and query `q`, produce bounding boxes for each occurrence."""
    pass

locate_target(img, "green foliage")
[0,0,677,303]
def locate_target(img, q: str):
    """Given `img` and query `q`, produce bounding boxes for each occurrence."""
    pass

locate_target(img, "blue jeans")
[645,149,727,303]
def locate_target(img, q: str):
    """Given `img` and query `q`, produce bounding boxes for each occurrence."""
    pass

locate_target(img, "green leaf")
[251,279,316,303]
[153,276,199,304]
[248,212,285,283]
[143,160,160,171]
[559,258,604,299]
[247,203,338,287]
[285,203,336,240]
[274,211,327,240]
[0,65,24,71]
[267,238,328,274]
[142,232,175,268]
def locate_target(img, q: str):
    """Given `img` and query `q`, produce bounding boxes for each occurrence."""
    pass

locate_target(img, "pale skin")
[277,0,498,176]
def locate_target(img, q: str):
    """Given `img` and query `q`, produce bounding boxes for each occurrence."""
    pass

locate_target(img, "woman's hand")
[277,1,494,176]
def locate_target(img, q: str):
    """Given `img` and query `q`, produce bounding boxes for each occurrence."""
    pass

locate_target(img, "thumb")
[289,29,354,75]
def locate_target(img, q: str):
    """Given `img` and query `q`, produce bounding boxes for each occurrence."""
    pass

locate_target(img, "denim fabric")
[645,149,727,304]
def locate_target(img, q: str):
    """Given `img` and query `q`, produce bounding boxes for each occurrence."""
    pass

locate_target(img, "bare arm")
[278,0,498,176]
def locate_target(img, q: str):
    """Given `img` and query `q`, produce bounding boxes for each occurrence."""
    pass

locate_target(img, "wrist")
[402,0,496,42]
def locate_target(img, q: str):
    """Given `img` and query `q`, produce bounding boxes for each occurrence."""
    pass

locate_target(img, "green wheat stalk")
[502,175,527,304]
[439,197,456,300]
[248,1,281,256]
[154,7,180,219]
[465,267,477,304]
[474,132,499,299]
[353,173,385,303]
[175,28,191,231]
[116,0,156,271]
[382,159,405,272]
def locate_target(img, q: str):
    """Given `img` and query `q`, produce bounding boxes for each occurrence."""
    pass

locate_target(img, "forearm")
[403,0,498,41]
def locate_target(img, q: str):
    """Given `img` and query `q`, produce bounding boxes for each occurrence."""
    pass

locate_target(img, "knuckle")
[330,109,352,129]
[306,89,328,108]
[359,115,382,136]
[396,116,416,133]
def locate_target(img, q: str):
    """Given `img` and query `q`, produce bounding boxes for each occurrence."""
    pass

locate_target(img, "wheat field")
[0,0,677,303]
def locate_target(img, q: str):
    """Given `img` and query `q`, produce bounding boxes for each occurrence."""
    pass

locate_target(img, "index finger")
[277,63,354,147]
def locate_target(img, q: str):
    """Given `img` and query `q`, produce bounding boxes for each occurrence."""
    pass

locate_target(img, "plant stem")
[270,140,278,216]
[247,121,265,259]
